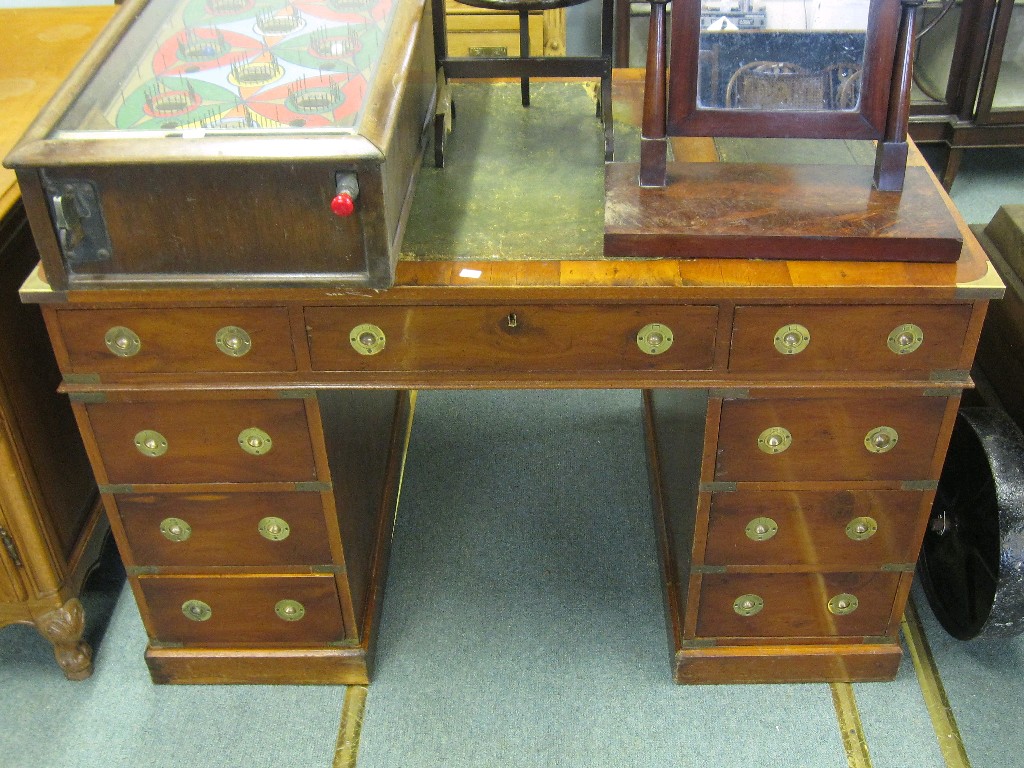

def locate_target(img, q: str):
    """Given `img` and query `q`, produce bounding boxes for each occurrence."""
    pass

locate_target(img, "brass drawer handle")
[160,517,192,542]
[745,517,778,541]
[846,516,878,541]
[733,594,764,617]
[887,323,923,355]
[636,323,674,355]
[774,323,810,355]
[216,326,252,357]
[757,426,792,454]
[828,593,859,616]
[275,599,305,621]
[238,427,273,456]
[104,326,141,357]
[349,323,385,355]
[134,430,168,457]
[864,426,898,454]
[258,517,291,541]
[182,599,212,622]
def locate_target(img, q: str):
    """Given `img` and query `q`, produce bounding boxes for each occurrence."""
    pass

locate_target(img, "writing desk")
[20,75,1003,685]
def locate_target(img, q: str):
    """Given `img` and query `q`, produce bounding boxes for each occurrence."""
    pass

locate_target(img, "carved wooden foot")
[35,598,93,680]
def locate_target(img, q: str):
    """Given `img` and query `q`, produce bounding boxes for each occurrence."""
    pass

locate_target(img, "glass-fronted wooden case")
[4,0,436,291]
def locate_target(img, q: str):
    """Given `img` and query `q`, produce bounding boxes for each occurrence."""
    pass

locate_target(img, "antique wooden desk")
[0,5,116,680]
[18,75,1004,685]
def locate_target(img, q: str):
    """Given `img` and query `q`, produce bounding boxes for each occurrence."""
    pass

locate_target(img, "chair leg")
[519,9,530,107]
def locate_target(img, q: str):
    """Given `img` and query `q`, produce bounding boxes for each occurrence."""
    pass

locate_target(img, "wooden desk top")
[0,5,116,221]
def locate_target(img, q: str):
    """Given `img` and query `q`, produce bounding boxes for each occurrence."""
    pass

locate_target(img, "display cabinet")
[910,0,1024,187]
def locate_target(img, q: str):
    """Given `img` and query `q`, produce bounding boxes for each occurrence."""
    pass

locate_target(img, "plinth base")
[604,161,962,262]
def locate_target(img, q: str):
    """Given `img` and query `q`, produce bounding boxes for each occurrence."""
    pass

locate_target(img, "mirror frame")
[667,0,903,139]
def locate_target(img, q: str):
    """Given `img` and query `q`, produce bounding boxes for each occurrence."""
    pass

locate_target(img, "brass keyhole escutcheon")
[846,516,878,541]
[275,599,306,621]
[864,426,898,454]
[134,429,168,457]
[733,594,764,617]
[182,599,212,622]
[216,326,252,357]
[887,323,924,355]
[238,427,272,456]
[773,323,810,355]
[104,326,141,357]
[828,593,859,616]
[745,517,778,542]
[258,517,291,541]
[757,426,792,455]
[349,323,385,355]
[160,517,192,542]
[636,323,674,355]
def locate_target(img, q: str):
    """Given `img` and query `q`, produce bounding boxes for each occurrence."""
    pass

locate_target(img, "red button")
[331,192,355,217]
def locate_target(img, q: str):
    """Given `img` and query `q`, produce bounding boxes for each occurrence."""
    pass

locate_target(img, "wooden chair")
[432,0,615,166]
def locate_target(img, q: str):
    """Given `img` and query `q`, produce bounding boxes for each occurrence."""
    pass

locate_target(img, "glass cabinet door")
[977,0,1024,123]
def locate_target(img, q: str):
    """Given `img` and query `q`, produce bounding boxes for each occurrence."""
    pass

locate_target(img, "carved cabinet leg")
[35,598,93,680]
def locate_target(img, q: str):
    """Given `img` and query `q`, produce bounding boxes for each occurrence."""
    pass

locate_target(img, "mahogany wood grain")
[674,642,902,684]
[728,304,973,374]
[146,645,375,685]
[137,573,344,644]
[56,307,297,375]
[115,492,334,567]
[715,394,949,482]
[703,489,930,568]
[305,304,719,373]
[695,571,902,638]
[84,398,318,485]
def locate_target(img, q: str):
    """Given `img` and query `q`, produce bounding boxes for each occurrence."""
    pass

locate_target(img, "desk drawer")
[729,304,972,374]
[305,305,718,372]
[138,574,345,644]
[715,395,949,482]
[56,307,297,375]
[695,572,901,639]
[116,492,333,567]
[704,489,927,568]
[85,398,318,485]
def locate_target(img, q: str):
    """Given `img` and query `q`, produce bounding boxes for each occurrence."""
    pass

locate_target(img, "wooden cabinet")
[910,0,1024,187]
[0,5,115,680]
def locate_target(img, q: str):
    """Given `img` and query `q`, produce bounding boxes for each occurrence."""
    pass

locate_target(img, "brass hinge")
[0,525,23,568]
[700,482,737,493]
[881,563,916,572]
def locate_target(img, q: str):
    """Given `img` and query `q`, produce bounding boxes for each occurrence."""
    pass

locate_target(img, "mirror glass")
[697,0,870,112]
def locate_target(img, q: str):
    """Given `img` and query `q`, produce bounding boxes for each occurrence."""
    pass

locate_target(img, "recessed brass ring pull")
[349,323,385,355]
[215,325,252,357]
[757,426,792,454]
[887,323,924,355]
[238,427,272,456]
[134,429,168,457]
[104,326,141,357]
[275,599,305,621]
[773,323,810,355]
[258,517,291,541]
[846,516,878,541]
[182,599,212,622]
[745,517,778,541]
[636,323,674,355]
[733,594,764,617]
[160,517,192,542]
[864,426,898,454]
[828,593,859,616]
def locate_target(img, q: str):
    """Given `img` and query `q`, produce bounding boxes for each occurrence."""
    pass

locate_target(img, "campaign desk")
[17,74,1003,685]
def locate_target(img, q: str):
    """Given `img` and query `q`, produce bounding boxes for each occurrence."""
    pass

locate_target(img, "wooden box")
[3,0,436,291]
